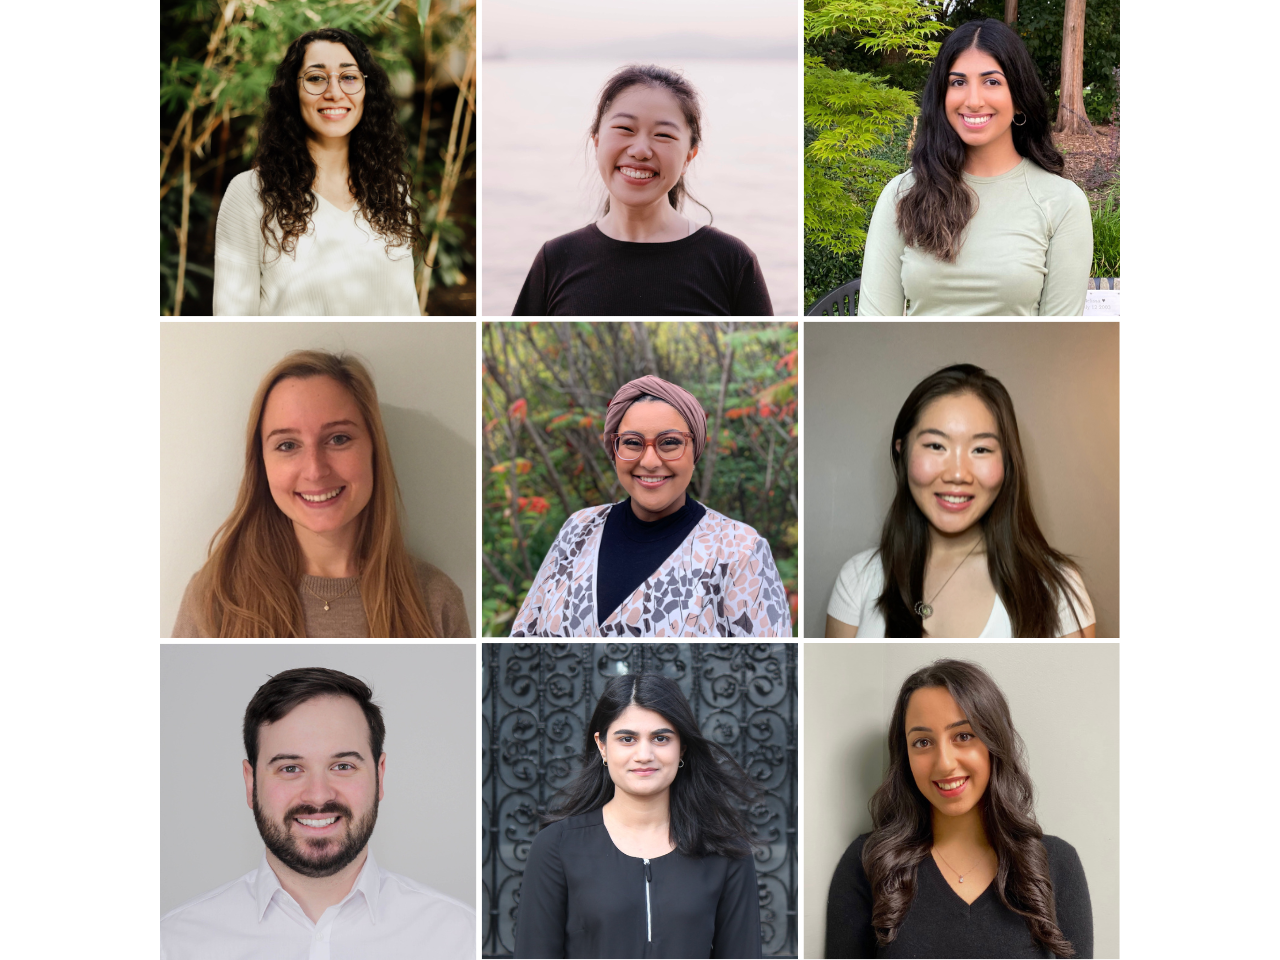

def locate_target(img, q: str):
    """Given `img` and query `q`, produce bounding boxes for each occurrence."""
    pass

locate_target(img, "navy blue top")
[596,497,707,626]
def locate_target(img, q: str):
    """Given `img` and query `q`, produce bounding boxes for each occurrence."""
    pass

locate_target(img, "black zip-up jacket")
[514,810,762,959]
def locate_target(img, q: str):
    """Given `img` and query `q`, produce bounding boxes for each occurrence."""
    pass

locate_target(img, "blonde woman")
[172,351,468,637]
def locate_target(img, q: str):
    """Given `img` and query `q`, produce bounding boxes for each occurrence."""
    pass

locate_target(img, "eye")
[328,433,352,446]
[275,440,299,452]
[340,73,360,83]
[620,437,644,450]
[950,78,965,86]
[618,735,635,743]
[304,73,326,84]
[280,764,301,774]
[955,732,975,743]
[657,437,682,450]
[910,737,931,749]
[923,441,944,451]
[653,735,669,743]
[333,762,355,771]
[973,445,994,454]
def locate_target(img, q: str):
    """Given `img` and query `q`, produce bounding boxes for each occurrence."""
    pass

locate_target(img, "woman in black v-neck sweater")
[825,660,1093,959]
[514,674,762,959]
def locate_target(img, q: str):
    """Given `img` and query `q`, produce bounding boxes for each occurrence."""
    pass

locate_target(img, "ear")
[243,759,255,811]
[593,731,606,761]
[894,438,902,455]
[592,133,599,151]
[684,144,699,171]
[377,752,387,802]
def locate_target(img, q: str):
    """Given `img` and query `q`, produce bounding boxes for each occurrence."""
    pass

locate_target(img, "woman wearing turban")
[509,376,791,637]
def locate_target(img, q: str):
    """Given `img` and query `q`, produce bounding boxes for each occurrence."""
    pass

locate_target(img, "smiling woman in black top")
[826,659,1092,959]
[515,674,762,959]
[512,64,772,316]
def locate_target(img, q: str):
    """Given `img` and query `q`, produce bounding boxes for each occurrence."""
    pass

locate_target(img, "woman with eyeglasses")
[213,28,421,315]
[508,375,791,637]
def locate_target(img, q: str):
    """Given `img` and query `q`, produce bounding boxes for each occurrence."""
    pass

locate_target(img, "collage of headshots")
[159,1,1122,959]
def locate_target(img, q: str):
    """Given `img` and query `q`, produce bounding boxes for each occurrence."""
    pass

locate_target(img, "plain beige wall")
[803,322,1120,638]
[160,322,476,635]
[803,642,1119,959]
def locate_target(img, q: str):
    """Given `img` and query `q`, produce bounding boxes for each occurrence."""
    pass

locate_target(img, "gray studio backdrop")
[803,642,1119,959]
[160,644,476,915]
[803,322,1119,637]
[160,322,476,636]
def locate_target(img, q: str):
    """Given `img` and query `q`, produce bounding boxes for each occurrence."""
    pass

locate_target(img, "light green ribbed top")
[857,157,1092,316]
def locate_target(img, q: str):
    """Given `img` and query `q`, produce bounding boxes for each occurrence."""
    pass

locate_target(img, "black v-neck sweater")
[825,833,1093,959]
[514,810,761,959]
[596,497,707,625]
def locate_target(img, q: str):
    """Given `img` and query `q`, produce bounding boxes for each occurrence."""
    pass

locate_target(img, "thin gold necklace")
[915,539,982,619]
[301,575,361,612]
[934,846,990,884]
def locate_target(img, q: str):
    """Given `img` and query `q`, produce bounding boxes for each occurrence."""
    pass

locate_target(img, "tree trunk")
[1004,0,1018,25]
[1054,0,1091,135]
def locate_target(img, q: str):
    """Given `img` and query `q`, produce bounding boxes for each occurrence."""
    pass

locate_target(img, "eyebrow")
[305,62,358,70]
[918,428,999,441]
[619,429,681,437]
[612,728,675,736]
[264,419,359,441]
[949,69,1005,78]
[267,750,367,764]
[609,111,680,129]
[907,719,973,734]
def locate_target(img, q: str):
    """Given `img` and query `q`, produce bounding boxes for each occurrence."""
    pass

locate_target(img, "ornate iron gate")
[482,643,797,958]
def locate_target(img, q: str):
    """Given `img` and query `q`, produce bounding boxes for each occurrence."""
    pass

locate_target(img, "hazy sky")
[482,0,798,50]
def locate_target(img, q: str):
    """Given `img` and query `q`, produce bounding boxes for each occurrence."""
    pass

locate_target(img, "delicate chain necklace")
[934,846,990,884]
[301,576,361,612]
[914,539,982,619]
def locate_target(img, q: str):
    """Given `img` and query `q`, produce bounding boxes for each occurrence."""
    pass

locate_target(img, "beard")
[252,784,379,879]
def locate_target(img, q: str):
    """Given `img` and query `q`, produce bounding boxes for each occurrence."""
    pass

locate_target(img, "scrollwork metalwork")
[483,643,797,958]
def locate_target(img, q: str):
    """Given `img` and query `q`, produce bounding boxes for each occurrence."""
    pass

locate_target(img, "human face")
[594,704,683,800]
[261,375,375,540]
[613,400,695,521]
[297,40,365,142]
[904,685,991,820]
[594,84,698,212]
[901,392,1004,537]
[944,47,1017,152]
[243,695,385,879]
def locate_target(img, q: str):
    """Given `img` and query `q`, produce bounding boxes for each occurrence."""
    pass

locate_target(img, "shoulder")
[838,548,881,586]
[694,226,759,262]
[878,169,914,201]
[831,833,872,885]
[555,504,613,540]
[223,170,262,206]
[1022,161,1090,212]
[532,811,598,848]
[379,868,477,921]
[540,224,605,259]
[160,871,253,929]
[1040,835,1084,870]
[698,505,766,554]
[172,567,212,638]
[411,556,465,605]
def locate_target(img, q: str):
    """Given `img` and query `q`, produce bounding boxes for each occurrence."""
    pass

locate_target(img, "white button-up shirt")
[161,851,474,960]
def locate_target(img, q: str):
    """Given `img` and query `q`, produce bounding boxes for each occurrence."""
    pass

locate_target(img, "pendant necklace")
[914,539,982,619]
[302,576,361,612]
[934,846,989,884]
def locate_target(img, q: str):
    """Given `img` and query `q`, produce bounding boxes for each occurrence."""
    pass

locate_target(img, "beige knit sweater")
[171,557,471,638]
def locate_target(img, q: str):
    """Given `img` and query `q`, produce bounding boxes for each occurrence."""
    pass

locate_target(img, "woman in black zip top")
[514,673,762,959]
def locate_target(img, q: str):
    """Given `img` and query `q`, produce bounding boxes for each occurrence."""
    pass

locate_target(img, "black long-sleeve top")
[514,810,762,959]
[825,834,1093,959]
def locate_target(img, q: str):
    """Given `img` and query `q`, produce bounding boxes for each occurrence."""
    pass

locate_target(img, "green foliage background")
[161,0,475,315]
[482,322,799,638]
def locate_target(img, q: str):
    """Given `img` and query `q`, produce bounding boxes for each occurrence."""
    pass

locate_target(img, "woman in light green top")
[859,18,1092,317]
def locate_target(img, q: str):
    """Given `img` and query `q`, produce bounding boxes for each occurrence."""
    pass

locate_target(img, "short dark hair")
[243,667,386,769]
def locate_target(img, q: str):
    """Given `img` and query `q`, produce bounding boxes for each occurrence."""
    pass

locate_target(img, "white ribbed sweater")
[212,170,419,316]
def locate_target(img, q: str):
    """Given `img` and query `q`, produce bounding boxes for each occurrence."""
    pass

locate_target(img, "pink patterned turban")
[603,375,708,462]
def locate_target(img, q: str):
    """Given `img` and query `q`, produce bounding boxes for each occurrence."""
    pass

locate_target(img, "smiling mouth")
[934,776,969,796]
[961,114,993,127]
[619,166,657,180]
[635,476,671,487]
[936,493,974,504]
[296,816,340,827]
[319,107,350,117]
[298,486,344,503]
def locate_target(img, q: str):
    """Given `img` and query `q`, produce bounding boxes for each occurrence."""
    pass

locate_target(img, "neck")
[265,845,368,924]
[963,137,1022,177]
[928,521,985,562]
[307,135,351,180]
[294,521,361,578]
[629,491,686,523]
[931,803,991,854]
[597,198,687,242]
[603,785,672,833]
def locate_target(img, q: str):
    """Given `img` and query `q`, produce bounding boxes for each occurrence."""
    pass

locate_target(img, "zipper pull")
[644,858,651,882]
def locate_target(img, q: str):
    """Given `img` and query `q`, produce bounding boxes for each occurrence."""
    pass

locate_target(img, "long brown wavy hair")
[864,659,1076,956]
[875,363,1086,637]
[194,351,434,638]
[896,19,1064,262]
[255,28,420,258]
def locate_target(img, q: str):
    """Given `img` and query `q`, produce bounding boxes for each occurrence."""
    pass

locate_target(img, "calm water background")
[481,58,799,315]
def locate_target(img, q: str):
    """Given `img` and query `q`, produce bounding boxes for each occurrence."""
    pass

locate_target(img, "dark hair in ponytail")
[543,674,755,858]
[589,64,713,223]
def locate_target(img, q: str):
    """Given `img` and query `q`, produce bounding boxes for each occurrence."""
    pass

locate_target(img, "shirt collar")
[252,849,383,925]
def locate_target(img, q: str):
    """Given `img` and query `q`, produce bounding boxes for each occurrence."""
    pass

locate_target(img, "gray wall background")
[803,322,1120,638]
[803,642,1119,958]
[160,644,476,915]
[160,322,476,636]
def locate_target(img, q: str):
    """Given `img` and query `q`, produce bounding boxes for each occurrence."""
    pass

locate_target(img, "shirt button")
[315,932,324,942]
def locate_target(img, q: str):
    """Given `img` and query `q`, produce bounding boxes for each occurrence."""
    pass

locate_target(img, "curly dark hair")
[254,27,420,258]
[863,659,1076,956]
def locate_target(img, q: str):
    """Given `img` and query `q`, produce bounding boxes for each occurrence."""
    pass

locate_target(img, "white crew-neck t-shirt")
[826,547,1094,638]
[213,170,419,316]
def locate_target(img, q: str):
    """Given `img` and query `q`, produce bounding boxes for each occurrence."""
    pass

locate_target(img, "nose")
[302,443,332,480]
[322,78,345,100]
[627,138,653,160]
[633,738,654,762]
[942,449,973,484]
[935,738,957,774]
[298,769,339,808]
[638,442,665,471]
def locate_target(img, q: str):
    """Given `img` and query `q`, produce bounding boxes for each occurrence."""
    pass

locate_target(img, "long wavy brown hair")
[194,351,434,638]
[875,363,1086,637]
[255,27,420,258]
[863,659,1076,956]
[896,19,1064,262]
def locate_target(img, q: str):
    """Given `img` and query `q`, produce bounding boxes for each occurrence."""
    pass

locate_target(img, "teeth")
[962,115,991,126]
[620,167,656,179]
[299,488,342,502]
[320,108,348,115]
[939,494,971,503]
[937,778,967,790]
[297,817,337,827]
[636,477,668,484]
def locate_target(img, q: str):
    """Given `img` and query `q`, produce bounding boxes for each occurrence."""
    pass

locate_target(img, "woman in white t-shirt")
[826,363,1095,638]
[213,27,420,316]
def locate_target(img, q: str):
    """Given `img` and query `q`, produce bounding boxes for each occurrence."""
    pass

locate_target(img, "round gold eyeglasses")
[297,70,365,96]
[611,432,693,461]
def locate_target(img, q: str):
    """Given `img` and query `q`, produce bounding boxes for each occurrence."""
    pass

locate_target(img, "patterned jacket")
[509,503,792,637]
